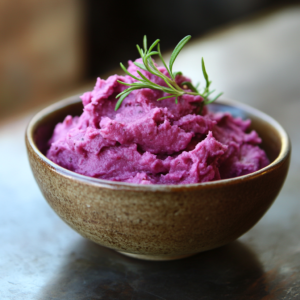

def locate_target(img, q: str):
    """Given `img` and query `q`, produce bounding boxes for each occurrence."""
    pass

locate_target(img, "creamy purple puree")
[47,59,269,184]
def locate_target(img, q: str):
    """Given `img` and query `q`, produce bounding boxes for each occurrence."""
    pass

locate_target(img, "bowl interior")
[32,98,281,165]
[34,100,84,155]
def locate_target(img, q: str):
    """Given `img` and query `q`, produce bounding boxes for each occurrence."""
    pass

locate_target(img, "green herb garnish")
[115,35,223,113]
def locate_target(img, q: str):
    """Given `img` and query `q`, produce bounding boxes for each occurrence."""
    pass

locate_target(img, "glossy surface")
[1,6,300,299]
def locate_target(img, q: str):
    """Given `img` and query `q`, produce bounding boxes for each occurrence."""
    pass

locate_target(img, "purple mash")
[47,59,269,184]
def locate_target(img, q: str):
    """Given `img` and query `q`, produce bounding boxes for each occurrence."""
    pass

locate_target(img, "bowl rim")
[26,95,290,192]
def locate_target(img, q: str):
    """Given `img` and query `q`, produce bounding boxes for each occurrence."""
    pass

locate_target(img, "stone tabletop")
[1,6,300,300]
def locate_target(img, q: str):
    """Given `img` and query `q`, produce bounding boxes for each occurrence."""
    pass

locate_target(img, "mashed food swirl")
[47,60,269,184]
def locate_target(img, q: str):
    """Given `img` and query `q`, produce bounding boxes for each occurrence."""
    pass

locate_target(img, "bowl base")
[117,251,197,261]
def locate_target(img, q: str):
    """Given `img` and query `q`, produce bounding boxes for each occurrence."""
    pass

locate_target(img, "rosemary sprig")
[115,35,223,112]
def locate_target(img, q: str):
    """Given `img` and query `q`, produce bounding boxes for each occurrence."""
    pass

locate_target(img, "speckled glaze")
[25,96,290,260]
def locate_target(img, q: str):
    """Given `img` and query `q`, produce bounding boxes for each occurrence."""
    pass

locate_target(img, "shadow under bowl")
[25,96,290,260]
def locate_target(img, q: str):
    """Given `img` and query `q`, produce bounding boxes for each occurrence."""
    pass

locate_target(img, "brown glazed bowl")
[26,96,290,260]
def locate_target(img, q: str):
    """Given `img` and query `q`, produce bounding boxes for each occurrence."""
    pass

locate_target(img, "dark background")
[0,0,298,121]
[86,0,297,77]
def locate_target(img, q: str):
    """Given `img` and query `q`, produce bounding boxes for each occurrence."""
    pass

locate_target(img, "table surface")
[1,6,300,300]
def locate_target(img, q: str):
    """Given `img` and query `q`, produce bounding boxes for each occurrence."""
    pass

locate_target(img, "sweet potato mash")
[47,59,269,184]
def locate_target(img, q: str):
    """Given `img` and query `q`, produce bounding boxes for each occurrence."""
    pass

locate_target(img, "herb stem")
[115,36,223,113]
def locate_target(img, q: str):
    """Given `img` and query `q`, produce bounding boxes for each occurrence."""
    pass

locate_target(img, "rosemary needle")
[115,35,223,113]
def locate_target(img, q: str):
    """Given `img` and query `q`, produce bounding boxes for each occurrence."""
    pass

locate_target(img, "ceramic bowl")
[25,95,290,260]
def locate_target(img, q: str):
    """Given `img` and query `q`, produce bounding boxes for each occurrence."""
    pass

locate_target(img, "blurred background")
[0,0,298,121]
